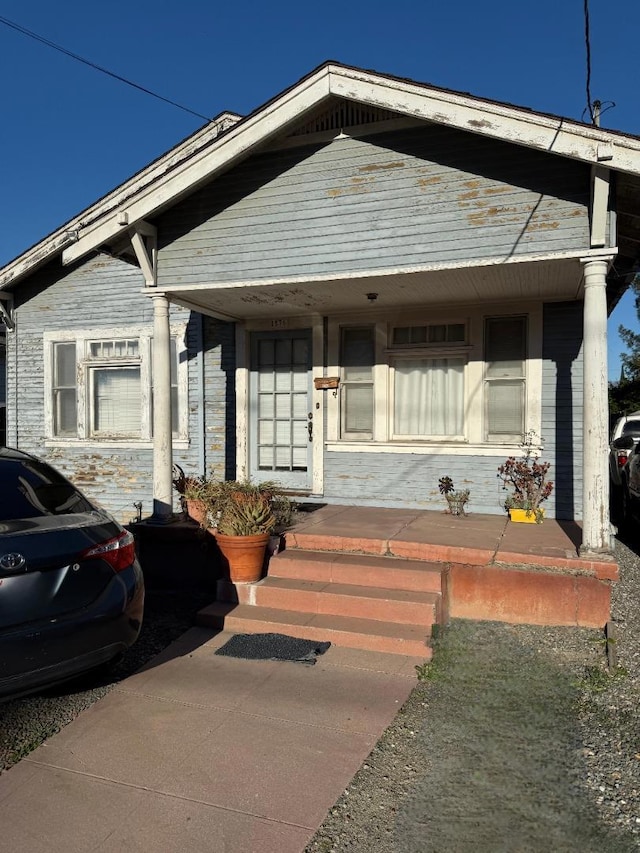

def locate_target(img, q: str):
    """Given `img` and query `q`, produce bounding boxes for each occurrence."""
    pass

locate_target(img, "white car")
[610,411,640,489]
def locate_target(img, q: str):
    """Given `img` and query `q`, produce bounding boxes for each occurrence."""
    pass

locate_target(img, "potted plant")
[438,476,470,516]
[172,465,211,526]
[210,481,291,583]
[497,434,553,524]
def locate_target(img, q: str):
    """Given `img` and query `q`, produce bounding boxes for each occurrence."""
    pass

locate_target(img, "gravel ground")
[306,537,640,853]
[0,588,212,773]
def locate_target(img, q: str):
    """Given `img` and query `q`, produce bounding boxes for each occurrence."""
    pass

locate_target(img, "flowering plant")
[497,433,553,523]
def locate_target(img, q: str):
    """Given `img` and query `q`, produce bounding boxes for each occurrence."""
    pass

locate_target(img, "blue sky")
[1,0,638,378]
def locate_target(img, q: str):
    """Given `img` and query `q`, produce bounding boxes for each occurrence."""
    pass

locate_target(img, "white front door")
[249,330,313,491]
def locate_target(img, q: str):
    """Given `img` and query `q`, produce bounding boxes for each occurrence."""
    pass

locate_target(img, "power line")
[0,14,212,122]
[583,0,595,124]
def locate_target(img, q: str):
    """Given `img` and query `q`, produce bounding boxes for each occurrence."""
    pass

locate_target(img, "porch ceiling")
[162,256,585,321]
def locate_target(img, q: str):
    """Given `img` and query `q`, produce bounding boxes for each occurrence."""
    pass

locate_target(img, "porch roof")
[161,255,589,322]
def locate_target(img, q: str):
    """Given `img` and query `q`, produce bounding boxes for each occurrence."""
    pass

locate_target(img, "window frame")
[483,315,527,444]
[339,325,376,440]
[44,324,188,447]
[326,305,542,455]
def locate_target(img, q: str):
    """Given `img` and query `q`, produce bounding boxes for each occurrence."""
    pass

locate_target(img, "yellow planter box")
[508,508,544,524]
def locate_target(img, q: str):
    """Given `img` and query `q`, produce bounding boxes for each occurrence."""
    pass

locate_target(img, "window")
[340,327,375,439]
[392,356,465,438]
[390,323,467,439]
[46,326,186,443]
[331,311,537,449]
[484,316,526,442]
[88,338,142,438]
[392,323,465,346]
[52,342,78,436]
[338,321,468,442]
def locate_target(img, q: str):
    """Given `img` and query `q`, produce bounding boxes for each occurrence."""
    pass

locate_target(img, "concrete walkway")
[0,628,422,853]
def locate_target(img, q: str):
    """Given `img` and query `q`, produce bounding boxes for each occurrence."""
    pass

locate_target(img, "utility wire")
[0,14,212,122]
[583,0,595,125]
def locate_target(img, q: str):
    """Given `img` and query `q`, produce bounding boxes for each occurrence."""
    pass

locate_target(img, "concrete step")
[197,603,434,658]
[268,549,445,594]
[218,576,442,626]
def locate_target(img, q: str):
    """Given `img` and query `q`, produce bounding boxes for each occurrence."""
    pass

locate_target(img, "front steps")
[197,548,447,658]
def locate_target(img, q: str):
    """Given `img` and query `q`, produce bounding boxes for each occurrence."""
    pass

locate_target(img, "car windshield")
[0,457,94,521]
[622,420,640,437]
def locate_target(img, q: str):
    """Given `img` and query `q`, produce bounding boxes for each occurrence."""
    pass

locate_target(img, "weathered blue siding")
[0,331,5,407]
[6,254,232,522]
[541,301,584,520]
[157,123,591,286]
[322,451,505,515]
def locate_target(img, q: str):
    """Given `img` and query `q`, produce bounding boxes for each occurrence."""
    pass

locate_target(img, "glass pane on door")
[251,331,312,489]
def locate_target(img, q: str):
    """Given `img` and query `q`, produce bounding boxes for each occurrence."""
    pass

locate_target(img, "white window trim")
[326,303,542,454]
[43,323,189,447]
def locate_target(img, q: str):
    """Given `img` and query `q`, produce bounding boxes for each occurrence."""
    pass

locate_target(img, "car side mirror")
[612,435,636,451]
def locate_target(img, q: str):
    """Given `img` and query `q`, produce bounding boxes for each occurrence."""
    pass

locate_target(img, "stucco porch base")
[282,505,615,628]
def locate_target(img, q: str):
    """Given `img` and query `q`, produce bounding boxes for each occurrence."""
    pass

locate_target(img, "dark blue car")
[0,447,144,700]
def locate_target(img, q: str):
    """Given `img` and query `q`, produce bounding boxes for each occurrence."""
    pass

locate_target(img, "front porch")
[197,505,617,657]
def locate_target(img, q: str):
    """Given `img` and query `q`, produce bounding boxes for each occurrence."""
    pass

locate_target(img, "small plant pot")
[445,495,468,517]
[508,508,544,524]
[183,498,208,526]
[215,532,270,583]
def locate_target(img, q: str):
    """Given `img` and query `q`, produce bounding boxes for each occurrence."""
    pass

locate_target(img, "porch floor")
[284,504,617,581]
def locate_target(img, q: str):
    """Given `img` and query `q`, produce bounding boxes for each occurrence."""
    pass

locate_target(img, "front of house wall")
[5,253,584,522]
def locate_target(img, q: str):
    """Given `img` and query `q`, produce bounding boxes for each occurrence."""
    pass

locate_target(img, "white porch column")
[151,294,174,522]
[581,258,610,553]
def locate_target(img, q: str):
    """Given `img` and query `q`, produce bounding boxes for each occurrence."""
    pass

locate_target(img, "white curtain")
[394,358,464,436]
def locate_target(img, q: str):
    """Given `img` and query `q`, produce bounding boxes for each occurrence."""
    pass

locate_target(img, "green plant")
[217,491,276,536]
[497,432,553,523]
[211,480,292,536]
[438,476,470,516]
[415,661,433,681]
[576,664,628,694]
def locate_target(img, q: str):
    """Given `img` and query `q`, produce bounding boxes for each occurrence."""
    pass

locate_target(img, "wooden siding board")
[322,452,505,515]
[0,339,5,407]
[542,301,584,521]
[158,124,590,287]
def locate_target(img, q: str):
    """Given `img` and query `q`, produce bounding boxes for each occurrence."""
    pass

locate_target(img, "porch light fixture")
[366,292,378,302]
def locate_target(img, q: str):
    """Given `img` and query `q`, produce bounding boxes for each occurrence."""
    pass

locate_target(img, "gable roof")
[3,60,640,291]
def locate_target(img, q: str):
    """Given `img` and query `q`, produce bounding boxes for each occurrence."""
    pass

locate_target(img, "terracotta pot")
[508,507,544,524]
[215,532,270,583]
[184,498,208,526]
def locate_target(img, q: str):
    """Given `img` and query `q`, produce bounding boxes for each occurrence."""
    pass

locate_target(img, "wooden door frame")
[235,318,324,495]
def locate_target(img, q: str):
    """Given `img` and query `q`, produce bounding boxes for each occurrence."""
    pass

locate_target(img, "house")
[1,62,638,557]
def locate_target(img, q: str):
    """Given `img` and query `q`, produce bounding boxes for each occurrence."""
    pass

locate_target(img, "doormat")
[215,633,331,665]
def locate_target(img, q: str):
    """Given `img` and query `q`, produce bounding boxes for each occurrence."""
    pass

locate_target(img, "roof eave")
[5,61,640,289]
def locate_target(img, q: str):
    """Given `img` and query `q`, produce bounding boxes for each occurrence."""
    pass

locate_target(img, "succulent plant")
[216,491,277,536]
